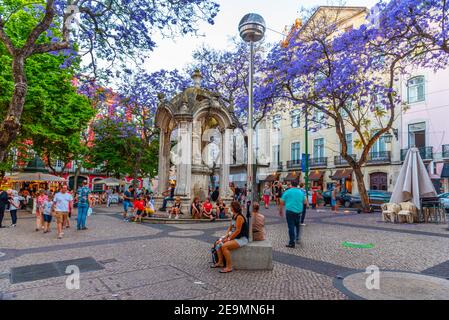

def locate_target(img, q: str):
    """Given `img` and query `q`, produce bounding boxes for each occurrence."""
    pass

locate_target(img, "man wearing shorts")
[53,185,73,239]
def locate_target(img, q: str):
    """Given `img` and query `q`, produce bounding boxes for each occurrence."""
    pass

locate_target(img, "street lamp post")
[305,107,309,196]
[239,13,266,242]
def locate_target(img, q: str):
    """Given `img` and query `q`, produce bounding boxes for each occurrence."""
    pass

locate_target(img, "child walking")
[42,194,54,233]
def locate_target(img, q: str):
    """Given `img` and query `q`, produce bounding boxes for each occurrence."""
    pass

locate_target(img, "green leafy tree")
[88,118,158,180]
[0,6,95,173]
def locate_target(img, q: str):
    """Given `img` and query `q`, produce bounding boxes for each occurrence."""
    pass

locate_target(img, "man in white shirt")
[53,185,73,239]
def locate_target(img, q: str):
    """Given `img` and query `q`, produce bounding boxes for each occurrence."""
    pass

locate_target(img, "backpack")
[211,240,226,266]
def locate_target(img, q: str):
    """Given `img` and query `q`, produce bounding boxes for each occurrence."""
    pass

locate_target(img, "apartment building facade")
[263,5,449,195]
[398,67,449,193]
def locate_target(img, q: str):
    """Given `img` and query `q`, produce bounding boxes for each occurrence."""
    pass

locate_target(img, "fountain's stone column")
[192,119,202,166]
[154,129,171,210]
[173,119,193,213]
[220,128,233,205]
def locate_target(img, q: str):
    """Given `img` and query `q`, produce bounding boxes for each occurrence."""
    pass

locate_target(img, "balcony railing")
[267,162,283,171]
[443,144,449,159]
[367,151,391,163]
[400,146,433,161]
[334,155,357,166]
[309,157,327,168]
[287,159,302,170]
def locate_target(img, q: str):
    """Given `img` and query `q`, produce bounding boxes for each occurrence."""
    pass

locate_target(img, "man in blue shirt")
[123,186,135,220]
[76,180,92,230]
[279,180,306,248]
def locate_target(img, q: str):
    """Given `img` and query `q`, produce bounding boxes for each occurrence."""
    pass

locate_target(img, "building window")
[407,76,425,103]
[291,109,300,128]
[313,138,324,158]
[272,145,280,164]
[291,142,300,161]
[272,114,281,130]
[371,134,387,154]
[340,133,353,155]
[314,110,326,128]
[373,94,387,111]
[55,160,63,168]
[408,122,426,148]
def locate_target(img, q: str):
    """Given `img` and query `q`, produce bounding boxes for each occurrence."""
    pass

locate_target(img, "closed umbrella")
[390,147,436,209]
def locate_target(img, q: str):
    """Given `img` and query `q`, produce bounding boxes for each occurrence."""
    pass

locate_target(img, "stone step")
[142,217,231,224]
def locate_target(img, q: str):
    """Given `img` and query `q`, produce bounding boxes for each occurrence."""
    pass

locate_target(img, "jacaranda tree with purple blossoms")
[261,7,408,211]
[89,69,190,179]
[262,1,449,211]
[191,40,276,198]
[191,40,272,130]
[0,0,219,163]
[372,0,449,69]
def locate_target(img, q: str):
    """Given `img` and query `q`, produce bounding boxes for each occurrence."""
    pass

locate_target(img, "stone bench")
[231,240,273,270]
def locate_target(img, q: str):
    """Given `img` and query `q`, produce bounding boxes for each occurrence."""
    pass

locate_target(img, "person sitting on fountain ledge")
[191,197,202,219]
[201,197,215,221]
[159,183,175,211]
[216,198,227,219]
[169,196,182,219]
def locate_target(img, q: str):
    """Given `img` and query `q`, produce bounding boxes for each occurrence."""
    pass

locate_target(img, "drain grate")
[10,257,104,284]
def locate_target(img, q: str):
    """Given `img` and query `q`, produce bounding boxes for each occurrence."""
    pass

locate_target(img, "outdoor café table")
[420,197,443,223]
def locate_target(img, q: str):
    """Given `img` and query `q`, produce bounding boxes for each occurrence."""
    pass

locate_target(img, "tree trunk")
[0,56,27,162]
[353,166,370,213]
[133,149,142,189]
[73,162,81,192]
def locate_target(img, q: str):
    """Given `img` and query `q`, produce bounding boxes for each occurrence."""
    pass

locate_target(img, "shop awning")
[284,171,300,181]
[331,169,353,180]
[441,163,449,178]
[263,173,279,182]
[308,170,325,181]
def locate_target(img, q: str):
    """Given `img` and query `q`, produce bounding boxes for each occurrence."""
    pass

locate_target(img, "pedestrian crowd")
[0,181,95,239]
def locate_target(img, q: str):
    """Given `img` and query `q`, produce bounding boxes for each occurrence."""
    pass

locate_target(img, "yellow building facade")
[264,6,402,194]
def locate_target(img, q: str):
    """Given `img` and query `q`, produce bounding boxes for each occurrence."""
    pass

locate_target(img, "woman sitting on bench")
[211,201,248,273]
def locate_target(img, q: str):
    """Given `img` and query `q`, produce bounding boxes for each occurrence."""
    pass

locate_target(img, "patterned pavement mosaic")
[0,204,449,300]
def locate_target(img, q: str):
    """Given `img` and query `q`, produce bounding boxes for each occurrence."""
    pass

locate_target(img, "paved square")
[0,206,448,300]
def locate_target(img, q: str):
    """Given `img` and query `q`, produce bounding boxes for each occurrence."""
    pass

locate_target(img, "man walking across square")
[53,185,73,239]
[279,180,306,248]
[76,180,91,230]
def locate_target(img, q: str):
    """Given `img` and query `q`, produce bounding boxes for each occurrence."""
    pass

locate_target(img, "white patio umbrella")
[94,177,125,186]
[390,147,437,209]
[7,172,66,182]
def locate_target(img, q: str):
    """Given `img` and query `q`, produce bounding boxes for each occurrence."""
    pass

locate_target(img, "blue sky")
[143,0,378,72]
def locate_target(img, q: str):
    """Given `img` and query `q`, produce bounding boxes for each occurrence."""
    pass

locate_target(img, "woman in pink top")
[36,190,48,231]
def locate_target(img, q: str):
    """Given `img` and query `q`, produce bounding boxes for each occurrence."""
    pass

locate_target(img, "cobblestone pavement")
[0,204,448,300]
